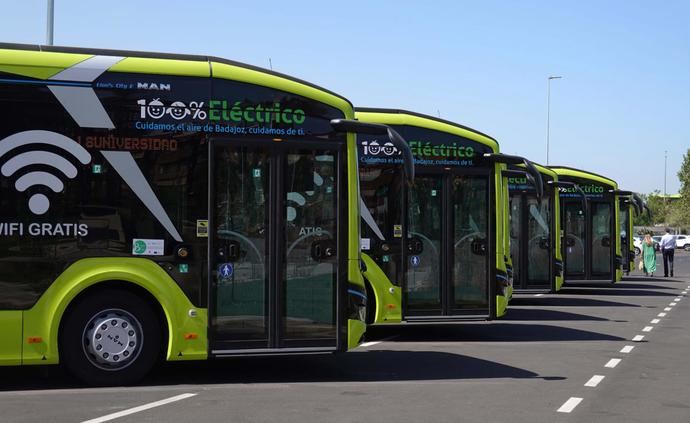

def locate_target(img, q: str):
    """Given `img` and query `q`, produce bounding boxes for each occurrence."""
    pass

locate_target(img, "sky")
[1,0,688,194]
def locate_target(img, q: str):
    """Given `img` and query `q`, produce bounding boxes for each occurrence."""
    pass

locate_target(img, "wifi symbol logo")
[0,130,92,215]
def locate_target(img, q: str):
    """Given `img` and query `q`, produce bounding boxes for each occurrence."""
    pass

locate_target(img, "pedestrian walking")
[641,233,657,277]
[659,228,676,277]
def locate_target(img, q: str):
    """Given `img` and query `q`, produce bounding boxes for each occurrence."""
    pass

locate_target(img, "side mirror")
[549,181,587,211]
[484,153,543,200]
[331,119,414,185]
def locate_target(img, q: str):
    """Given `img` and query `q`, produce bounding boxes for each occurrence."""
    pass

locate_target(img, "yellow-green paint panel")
[212,62,353,119]
[22,258,208,365]
[0,311,22,365]
[550,167,618,189]
[361,253,402,324]
[355,110,499,152]
[0,49,92,79]
[108,57,210,77]
[348,319,367,350]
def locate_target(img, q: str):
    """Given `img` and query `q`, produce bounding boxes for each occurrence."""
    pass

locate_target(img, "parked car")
[676,234,690,251]
[633,236,643,255]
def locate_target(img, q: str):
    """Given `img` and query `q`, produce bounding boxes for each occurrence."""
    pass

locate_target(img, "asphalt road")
[2,251,690,423]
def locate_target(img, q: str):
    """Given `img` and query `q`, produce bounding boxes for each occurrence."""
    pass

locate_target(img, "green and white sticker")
[132,238,164,256]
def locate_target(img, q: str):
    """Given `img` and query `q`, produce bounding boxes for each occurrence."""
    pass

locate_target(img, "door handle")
[471,238,487,256]
[217,240,241,261]
[311,239,336,261]
[407,237,424,255]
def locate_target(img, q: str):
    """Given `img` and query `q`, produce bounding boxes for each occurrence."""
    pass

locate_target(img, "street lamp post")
[46,0,54,46]
[546,75,562,165]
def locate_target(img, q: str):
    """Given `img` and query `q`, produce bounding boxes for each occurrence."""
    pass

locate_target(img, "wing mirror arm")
[549,181,588,211]
[484,153,543,200]
[331,119,414,185]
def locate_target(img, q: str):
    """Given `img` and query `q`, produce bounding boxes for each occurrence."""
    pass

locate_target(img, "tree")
[676,149,690,226]
[633,191,670,227]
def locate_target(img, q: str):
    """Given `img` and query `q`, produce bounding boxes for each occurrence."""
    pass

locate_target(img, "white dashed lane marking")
[557,397,583,413]
[658,312,667,317]
[584,375,605,387]
[642,326,654,332]
[80,393,198,423]
[360,335,398,347]
[651,319,660,324]
[605,358,622,368]
[664,307,672,311]
[620,345,635,353]
[632,335,645,342]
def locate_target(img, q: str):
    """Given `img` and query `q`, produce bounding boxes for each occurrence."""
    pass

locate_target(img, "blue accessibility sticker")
[218,262,234,278]
[410,255,421,268]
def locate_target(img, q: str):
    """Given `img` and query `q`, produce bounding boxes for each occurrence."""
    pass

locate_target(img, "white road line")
[675,298,682,301]
[605,358,622,368]
[670,303,677,306]
[360,335,398,347]
[620,345,635,353]
[534,293,544,297]
[632,335,645,342]
[557,397,583,413]
[682,292,687,295]
[642,326,654,332]
[585,375,605,387]
[80,393,198,423]
[664,307,672,311]
[651,319,660,324]
[658,312,667,317]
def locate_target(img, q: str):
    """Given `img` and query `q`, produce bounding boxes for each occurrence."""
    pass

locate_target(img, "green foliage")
[676,149,690,226]
[633,151,690,229]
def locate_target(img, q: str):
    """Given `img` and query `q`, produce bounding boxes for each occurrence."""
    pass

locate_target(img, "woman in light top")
[641,233,657,277]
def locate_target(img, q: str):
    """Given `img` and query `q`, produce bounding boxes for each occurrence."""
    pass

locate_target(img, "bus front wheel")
[60,289,162,386]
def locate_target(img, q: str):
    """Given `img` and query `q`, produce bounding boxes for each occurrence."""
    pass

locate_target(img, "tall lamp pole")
[546,75,562,165]
[46,0,54,45]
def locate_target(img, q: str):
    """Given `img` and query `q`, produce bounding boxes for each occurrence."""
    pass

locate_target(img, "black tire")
[60,289,162,386]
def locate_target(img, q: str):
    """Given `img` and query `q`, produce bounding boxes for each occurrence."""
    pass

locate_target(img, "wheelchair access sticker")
[218,263,234,279]
[410,255,421,268]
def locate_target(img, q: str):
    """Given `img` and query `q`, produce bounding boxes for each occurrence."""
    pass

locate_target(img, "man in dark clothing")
[659,228,676,277]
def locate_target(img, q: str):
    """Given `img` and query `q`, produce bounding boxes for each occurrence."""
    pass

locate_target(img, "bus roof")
[549,166,618,188]
[0,42,353,118]
[513,162,558,180]
[355,107,499,152]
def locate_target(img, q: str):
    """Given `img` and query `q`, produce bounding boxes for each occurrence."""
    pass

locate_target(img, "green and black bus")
[0,43,413,384]
[550,167,623,283]
[356,109,541,322]
[507,163,566,293]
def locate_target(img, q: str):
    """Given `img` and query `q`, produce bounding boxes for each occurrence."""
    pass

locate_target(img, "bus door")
[209,140,342,353]
[509,193,523,287]
[563,200,586,278]
[406,174,443,315]
[511,193,551,290]
[405,172,490,317]
[619,201,631,273]
[359,164,405,292]
[590,200,613,279]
